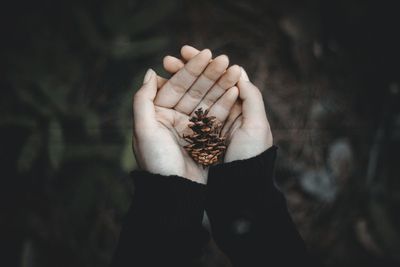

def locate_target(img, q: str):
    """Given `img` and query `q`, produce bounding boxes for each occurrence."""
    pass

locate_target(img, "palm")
[220,84,273,163]
[224,120,247,163]
[160,45,273,165]
[152,106,208,182]
[134,47,242,184]
[224,122,269,163]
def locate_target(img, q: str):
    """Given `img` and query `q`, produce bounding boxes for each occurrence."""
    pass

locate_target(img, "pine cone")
[183,108,227,167]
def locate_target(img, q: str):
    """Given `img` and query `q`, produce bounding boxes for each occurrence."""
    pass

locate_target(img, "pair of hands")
[132,45,273,184]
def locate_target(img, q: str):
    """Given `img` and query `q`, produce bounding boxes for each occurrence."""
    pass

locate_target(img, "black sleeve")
[206,146,317,267]
[110,171,209,267]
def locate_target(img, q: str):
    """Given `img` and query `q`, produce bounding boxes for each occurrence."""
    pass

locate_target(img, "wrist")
[207,146,279,207]
[130,170,207,229]
[224,128,273,163]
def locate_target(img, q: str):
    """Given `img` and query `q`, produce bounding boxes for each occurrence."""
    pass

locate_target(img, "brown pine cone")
[183,108,227,167]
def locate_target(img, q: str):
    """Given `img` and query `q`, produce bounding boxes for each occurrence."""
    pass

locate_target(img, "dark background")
[1,0,399,266]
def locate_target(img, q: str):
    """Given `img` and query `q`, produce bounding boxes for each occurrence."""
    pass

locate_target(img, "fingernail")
[143,68,154,84]
[201,48,212,57]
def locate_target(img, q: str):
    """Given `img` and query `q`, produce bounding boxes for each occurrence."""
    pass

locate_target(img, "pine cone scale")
[183,108,227,167]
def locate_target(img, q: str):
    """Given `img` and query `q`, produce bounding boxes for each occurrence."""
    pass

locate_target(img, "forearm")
[207,146,316,266]
[111,171,209,266]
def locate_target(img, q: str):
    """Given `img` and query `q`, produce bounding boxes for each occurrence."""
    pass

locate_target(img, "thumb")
[133,69,158,128]
[237,69,268,126]
[240,67,250,81]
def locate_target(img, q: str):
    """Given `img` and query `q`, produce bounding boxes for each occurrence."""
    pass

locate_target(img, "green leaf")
[103,0,177,35]
[83,111,101,138]
[0,115,37,129]
[121,132,136,172]
[109,36,168,59]
[18,130,42,173]
[20,239,35,267]
[37,78,69,114]
[48,119,64,170]
[125,1,177,35]
[370,199,400,259]
[73,8,108,54]
[15,85,52,117]
[63,144,121,161]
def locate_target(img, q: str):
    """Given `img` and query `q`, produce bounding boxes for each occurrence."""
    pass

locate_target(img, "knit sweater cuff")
[129,171,207,230]
[208,145,278,196]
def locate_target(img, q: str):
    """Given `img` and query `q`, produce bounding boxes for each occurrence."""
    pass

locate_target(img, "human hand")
[132,47,241,184]
[163,46,273,163]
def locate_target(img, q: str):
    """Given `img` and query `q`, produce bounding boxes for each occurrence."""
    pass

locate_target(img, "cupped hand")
[163,45,273,164]
[132,48,241,184]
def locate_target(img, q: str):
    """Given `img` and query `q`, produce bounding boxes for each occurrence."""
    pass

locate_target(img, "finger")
[241,67,250,81]
[237,77,268,127]
[174,54,229,114]
[162,45,200,74]
[181,45,201,61]
[163,55,185,74]
[221,100,242,137]
[133,69,158,128]
[207,86,239,123]
[162,46,203,75]
[157,75,167,88]
[192,64,241,115]
[154,49,212,108]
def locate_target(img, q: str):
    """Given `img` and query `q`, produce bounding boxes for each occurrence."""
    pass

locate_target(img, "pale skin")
[132,45,273,184]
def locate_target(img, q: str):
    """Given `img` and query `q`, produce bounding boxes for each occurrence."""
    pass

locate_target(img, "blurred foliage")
[1,0,178,266]
[181,0,400,266]
[1,0,399,266]
[2,0,176,174]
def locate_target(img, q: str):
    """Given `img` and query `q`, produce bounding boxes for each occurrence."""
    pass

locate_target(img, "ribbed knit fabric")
[208,145,280,208]
[111,147,318,267]
[111,172,209,267]
[131,171,207,229]
[207,146,316,267]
